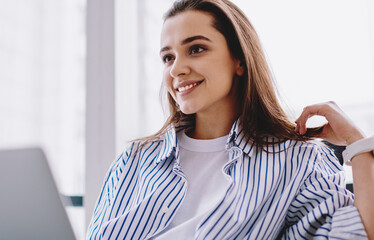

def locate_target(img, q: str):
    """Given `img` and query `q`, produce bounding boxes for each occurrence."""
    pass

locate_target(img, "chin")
[180,108,196,115]
[179,105,199,115]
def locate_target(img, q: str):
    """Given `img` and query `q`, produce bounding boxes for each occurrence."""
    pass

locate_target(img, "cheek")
[163,70,175,97]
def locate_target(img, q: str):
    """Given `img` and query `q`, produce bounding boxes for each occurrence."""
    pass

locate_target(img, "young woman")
[87,0,374,239]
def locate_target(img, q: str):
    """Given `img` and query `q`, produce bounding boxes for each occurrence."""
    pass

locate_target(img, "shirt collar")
[155,125,179,165]
[226,119,256,155]
[154,119,294,165]
[228,119,294,154]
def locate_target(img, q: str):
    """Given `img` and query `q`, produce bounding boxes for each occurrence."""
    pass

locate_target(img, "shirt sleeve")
[281,142,368,239]
[86,143,133,240]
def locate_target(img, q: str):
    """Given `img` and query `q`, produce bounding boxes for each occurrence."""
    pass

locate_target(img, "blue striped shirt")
[87,120,368,239]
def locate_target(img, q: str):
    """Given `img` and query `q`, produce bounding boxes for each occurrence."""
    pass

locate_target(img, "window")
[0,1,86,238]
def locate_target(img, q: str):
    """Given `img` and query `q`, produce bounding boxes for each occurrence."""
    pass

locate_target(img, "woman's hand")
[295,101,365,145]
[297,101,374,239]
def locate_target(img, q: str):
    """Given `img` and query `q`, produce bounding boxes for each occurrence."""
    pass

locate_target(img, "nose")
[169,56,190,78]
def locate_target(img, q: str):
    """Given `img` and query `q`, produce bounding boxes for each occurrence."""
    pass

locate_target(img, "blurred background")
[1,0,373,239]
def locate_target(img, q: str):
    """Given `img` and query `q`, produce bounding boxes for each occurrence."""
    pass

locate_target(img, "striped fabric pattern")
[87,120,367,239]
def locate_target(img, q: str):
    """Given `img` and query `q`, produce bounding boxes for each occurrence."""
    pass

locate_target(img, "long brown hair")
[135,0,321,147]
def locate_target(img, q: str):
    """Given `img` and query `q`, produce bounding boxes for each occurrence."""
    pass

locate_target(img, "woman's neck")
[189,108,238,140]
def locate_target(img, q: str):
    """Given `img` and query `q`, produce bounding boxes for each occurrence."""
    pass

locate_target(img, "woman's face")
[160,10,243,115]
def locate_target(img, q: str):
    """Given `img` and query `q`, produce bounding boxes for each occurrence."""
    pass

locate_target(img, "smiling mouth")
[177,80,204,92]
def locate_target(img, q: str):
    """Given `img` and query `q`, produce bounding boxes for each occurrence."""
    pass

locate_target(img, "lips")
[175,80,204,93]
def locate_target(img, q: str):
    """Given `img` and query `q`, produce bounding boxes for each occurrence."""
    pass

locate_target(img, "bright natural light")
[0,0,86,238]
[1,0,373,239]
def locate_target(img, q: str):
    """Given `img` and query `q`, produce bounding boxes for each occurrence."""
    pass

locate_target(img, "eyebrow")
[160,35,211,55]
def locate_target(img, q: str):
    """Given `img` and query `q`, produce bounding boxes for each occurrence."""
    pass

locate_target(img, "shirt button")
[161,206,169,213]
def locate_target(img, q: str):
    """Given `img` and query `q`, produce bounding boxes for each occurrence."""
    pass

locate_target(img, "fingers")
[295,112,316,135]
[295,101,365,145]
[295,107,319,135]
[295,102,337,135]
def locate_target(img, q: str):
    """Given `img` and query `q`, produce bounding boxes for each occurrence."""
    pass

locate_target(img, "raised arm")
[295,101,374,240]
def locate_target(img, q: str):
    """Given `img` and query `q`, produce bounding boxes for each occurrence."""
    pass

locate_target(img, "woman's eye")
[162,55,173,63]
[190,46,205,55]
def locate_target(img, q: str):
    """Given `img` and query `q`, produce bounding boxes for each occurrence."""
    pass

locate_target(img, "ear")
[235,60,244,77]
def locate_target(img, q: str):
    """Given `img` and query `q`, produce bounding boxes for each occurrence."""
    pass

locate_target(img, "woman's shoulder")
[122,137,164,159]
[283,138,343,171]
[263,136,327,153]
[264,137,340,165]
[277,137,333,152]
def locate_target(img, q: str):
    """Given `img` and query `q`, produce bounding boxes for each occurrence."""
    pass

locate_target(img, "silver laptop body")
[0,147,76,240]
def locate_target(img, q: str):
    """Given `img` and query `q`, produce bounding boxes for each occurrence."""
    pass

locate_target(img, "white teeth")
[178,82,198,92]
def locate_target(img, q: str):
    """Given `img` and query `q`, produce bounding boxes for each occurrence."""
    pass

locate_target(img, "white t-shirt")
[154,130,231,239]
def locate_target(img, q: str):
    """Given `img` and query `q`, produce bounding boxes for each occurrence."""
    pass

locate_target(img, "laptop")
[0,147,77,240]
